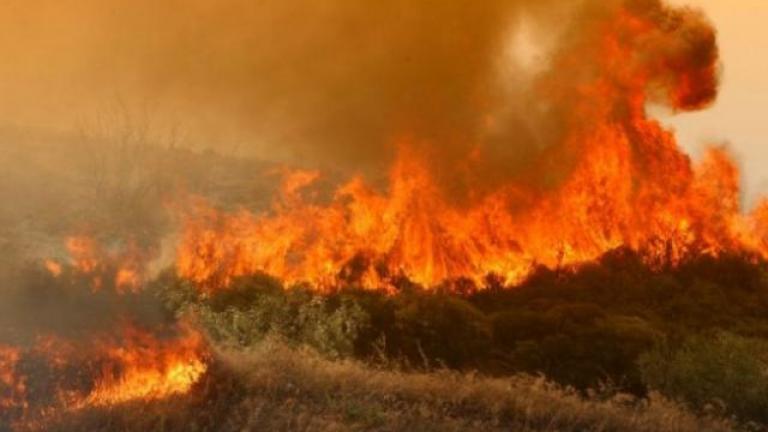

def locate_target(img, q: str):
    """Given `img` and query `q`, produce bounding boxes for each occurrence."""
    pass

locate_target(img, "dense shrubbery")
[154,249,768,426]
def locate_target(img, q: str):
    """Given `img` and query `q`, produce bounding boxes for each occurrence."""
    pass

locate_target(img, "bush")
[391,293,493,369]
[187,276,373,358]
[639,331,768,424]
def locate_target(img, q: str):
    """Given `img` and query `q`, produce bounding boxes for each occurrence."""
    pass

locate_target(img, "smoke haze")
[0,1,583,171]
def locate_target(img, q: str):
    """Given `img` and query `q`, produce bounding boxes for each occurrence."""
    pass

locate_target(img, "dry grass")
[214,338,735,432]
[26,337,737,432]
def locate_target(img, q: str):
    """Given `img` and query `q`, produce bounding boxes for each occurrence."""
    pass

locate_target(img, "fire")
[5,237,208,427]
[14,238,208,422]
[175,1,768,293]
[43,260,62,277]
[0,345,27,412]
[0,325,208,427]
[66,237,100,275]
[80,325,207,407]
[46,236,147,293]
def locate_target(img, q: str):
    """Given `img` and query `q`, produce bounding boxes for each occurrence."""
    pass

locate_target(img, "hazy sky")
[666,0,768,207]
[0,0,765,207]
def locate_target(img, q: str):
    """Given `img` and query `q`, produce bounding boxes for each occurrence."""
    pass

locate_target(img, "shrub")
[392,293,493,369]
[639,331,768,424]
[187,276,373,358]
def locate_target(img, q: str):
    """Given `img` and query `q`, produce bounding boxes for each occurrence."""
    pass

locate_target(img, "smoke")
[0,1,570,172]
[553,0,719,111]
[0,265,169,346]
[0,0,719,201]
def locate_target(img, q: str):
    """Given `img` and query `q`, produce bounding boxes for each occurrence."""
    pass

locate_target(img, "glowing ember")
[0,345,27,412]
[175,1,768,294]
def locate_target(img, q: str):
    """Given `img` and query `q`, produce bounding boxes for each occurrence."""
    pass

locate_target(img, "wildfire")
[44,236,147,294]
[4,238,209,428]
[175,1,768,293]
[0,325,208,427]
[80,325,208,407]
[43,260,62,277]
[0,345,27,412]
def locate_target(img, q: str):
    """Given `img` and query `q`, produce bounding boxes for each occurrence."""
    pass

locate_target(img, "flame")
[80,325,207,407]
[179,143,768,293]
[50,236,147,294]
[66,237,100,275]
[43,260,62,277]
[0,325,208,427]
[13,240,207,422]
[0,345,27,412]
[175,2,768,294]
[6,238,208,428]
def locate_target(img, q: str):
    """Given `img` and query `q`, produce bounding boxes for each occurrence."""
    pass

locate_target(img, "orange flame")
[174,2,768,294]
[52,236,147,294]
[43,260,62,277]
[0,345,27,412]
[80,325,207,407]
[0,325,208,427]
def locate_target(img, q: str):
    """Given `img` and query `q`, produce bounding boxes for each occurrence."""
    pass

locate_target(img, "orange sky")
[666,0,768,206]
[0,0,765,206]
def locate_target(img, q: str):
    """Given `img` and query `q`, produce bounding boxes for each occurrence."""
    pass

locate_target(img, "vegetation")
[35,338,735,432]
[639,331,768,426]
[143,249,768,428]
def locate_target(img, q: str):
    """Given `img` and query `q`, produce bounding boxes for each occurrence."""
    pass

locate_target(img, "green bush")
[185,276,373,358]
[293,293,372,358]
[639,331,768,424]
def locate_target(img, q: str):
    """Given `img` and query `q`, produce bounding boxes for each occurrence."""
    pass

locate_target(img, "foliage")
[152,250,768,427]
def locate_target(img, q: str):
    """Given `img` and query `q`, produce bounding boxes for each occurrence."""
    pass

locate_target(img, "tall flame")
[175,1,768,293]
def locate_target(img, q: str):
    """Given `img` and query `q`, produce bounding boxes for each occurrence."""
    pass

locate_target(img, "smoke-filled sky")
[0,0,569,171]
[0,0,766,203]
[665,0,768,206]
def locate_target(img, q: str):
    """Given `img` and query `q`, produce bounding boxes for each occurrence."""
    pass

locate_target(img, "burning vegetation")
[0,323,207,429]
[4,0,768,430]
[2,236,209,428]
[175,0,767,294]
